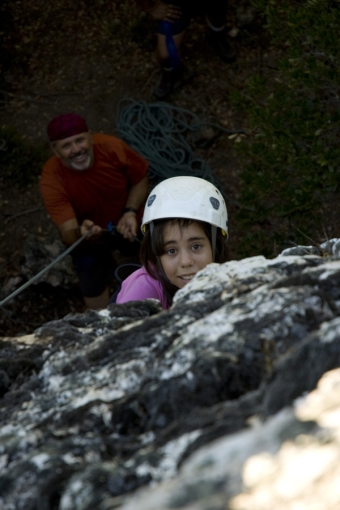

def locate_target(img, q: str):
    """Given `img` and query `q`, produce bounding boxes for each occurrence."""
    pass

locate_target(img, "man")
[40,113,149,310]
[135,0,235,99]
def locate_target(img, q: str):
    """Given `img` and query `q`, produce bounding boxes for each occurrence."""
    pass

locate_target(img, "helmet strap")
[211,225,217,262]
[150,221,154,236]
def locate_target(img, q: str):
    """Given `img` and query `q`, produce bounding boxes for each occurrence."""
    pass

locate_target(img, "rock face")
[21,234,78,288]
[1,250,340,509]
[121,367,340,510]
[0,234,77,301]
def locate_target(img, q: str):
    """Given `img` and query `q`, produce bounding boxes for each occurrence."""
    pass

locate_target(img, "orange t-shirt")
[40,134,149,228]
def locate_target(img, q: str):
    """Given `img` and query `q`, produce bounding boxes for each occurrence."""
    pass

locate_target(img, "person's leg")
[71,243,115,310]
[84,287,110,310]
[156,31,186,65]
[154,31,186,99]
[205,0,235,63]
[154,0,190,99]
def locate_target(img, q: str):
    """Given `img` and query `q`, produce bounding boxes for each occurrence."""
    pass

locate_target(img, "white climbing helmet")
[141,176,228,237]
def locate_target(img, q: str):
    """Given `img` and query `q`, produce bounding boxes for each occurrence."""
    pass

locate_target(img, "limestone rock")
[1,249,340,509]
[121,368,340,510]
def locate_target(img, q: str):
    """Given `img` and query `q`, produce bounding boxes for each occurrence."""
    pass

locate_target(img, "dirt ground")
[0,0,270,336]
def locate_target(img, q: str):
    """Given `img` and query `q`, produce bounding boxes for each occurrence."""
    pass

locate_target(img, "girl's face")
[160,221,213,289]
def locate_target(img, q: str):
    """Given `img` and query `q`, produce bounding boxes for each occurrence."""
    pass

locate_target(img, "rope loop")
[116,99,236,186]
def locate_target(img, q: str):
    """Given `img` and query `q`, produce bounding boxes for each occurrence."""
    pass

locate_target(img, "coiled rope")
[117,99,245,190]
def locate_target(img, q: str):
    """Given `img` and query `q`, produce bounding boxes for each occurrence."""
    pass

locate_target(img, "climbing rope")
[117,99,245,191]
[0,233,89,309]
[0,227,142,310]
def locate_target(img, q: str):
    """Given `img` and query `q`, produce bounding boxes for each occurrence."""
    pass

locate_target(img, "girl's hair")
[140,218,229,306]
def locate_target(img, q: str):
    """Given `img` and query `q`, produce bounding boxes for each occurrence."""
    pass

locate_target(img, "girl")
[116,176,229,309]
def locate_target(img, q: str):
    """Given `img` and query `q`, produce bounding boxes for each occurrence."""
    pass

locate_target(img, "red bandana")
[47,113,88,142]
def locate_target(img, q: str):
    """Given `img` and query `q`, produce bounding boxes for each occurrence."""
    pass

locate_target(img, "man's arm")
[125,174,149,212]
[58,218,102,246]
[116,175,149,241]
[57,175,149,245]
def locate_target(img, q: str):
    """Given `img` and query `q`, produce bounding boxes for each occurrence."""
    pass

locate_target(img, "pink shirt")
[116,267,169,309]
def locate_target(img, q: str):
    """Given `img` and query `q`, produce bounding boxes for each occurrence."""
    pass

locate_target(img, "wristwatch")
[123,207,138,214]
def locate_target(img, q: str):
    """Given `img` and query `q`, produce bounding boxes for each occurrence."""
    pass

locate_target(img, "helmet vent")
[210,197,220,210]
[147,194,156,207]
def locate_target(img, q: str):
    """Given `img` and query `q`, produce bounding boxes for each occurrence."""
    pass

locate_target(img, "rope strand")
[117,99,245,190]
[0,233,88,309]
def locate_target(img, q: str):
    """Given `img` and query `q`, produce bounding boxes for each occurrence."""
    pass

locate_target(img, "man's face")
[52,132,94,171]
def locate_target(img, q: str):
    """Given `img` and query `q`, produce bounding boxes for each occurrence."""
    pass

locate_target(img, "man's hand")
[79,219,102,240]
[116,212,138,242]
[58,218,102,246]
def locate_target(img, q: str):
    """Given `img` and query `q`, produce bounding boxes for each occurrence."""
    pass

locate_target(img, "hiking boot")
[208,28,236,63]
[153,66,182,100]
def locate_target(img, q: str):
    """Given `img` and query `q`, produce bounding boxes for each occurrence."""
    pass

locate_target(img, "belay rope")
[1,100,245,309]
[0,232,89,309]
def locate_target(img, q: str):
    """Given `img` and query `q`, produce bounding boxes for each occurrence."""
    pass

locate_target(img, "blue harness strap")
[161,21,180,70]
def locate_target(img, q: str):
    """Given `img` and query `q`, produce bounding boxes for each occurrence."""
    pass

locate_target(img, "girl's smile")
[160,221,213,289]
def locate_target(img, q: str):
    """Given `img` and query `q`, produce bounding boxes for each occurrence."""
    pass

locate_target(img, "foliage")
[231,0,340,257]
[0,127,49,186]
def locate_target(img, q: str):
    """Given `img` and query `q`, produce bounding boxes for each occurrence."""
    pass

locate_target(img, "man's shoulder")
[42,155,62,176]
[92,133,123,147]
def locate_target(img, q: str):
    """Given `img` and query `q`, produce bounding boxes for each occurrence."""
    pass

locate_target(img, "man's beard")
[68,150,92,171]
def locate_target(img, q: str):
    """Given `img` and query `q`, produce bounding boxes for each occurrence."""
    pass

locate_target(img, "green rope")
[117,99,245,189]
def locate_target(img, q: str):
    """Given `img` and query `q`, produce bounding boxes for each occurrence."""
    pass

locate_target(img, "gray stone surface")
[1,250,340,509]
[20,233,77,288]
[121,368,340,510]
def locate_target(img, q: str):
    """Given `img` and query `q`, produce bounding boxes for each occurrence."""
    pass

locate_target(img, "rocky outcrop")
[1,234,77,303]
[21,233,78,288]
[1,248,340,509]
[121,367,340,510]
